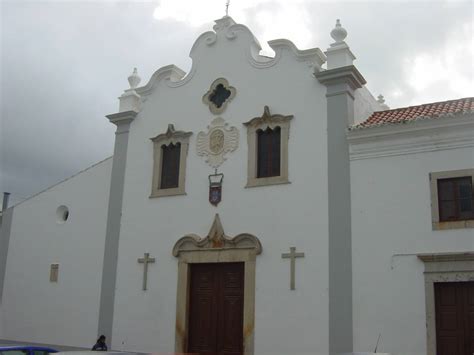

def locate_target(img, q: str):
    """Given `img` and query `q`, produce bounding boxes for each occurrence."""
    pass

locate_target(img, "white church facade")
[0,17,473,355]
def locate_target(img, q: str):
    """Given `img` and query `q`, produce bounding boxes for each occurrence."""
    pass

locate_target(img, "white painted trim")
[348,114,474,160]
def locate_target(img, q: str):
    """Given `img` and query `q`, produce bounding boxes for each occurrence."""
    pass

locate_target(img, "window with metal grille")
[160,143,181,189]
[257,126,281,178]
[437,176,474,222]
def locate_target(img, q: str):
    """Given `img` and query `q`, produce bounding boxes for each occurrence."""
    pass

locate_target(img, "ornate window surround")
[429,168,474,230]
[244,106,293,188]
[172,214,262,355]
[202,78,236,115]
[150,124,192,198]
[417,252,474,354]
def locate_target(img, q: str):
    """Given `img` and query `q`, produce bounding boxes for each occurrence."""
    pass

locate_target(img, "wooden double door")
[435,281,474,355]
[187,262,244,355]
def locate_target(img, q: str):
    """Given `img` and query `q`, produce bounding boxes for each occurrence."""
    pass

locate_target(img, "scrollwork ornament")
[205,32,218,46]
[196,117,239,168]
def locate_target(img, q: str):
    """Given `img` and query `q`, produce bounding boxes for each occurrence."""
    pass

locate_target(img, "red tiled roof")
[352,97,474,129]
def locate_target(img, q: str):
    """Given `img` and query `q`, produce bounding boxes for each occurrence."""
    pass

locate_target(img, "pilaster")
[97,109,138,346]
[316,59,366,354]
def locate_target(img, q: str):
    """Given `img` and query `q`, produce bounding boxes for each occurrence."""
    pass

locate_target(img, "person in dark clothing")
[92,335,108,351]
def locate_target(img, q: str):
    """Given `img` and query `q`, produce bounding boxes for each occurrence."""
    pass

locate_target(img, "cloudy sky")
[1,0,473,205]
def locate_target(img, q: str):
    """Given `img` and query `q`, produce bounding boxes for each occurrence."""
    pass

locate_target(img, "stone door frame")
[418,252,474,354]
[172,214,262,355]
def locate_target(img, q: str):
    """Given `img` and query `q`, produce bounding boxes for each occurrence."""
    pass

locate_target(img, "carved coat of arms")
[196,117,239,168]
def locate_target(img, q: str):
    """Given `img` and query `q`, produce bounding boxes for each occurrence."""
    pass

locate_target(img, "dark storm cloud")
[0,1,197,204]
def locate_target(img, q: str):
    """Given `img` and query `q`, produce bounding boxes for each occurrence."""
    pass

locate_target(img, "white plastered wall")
[351,145,474,354]
[354,86,380,124]
[111,24,330,355]
[1,158,112,347]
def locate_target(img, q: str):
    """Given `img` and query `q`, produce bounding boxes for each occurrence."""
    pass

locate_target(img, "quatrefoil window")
[202,78,236,114]
[210,84,231,108]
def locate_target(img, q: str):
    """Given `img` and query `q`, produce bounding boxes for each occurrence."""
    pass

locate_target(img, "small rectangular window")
[160,143,181,189]
[437,177,474,222]
[257,127,281,178]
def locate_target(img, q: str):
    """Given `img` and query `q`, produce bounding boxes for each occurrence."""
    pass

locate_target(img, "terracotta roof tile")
[352,97,474,130]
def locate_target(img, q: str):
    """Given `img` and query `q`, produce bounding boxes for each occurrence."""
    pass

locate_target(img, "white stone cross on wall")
[281,247,305,290]
[137,252,155,291]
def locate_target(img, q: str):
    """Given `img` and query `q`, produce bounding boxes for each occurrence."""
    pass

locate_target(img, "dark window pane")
[438,176,473,221]
[439,200,456,221]
[160,143,180,189]
[458,180,472,199]
[271,127,281,177]
[438,179,454,201]
[209,84,231,108]
[459,197,473,213]
[257,127,281,178]
[257,129,268,178]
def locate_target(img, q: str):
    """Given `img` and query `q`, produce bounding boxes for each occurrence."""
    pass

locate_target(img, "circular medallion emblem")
[209,129,225,154]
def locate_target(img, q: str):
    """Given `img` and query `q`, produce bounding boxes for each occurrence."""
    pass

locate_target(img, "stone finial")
[330,19,347,44]
[117,68,141,112]
[128,68,141,89]
[325,19,355,69]
[377,94,390,110]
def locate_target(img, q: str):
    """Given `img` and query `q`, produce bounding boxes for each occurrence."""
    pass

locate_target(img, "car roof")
[0,345,58,352]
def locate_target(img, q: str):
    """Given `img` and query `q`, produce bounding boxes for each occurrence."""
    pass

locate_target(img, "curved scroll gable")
[135,65,186,96]
[189,17,262,60]
[172,214,262,257]
[268,39,326,71]
[136,17,327,94]
[189,30,219,52]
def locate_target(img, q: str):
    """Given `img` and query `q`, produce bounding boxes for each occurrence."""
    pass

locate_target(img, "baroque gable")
[122,16,326,100]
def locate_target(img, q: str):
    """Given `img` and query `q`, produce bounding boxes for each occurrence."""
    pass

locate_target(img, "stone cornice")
[315,65,366,90]
[348,114,474,160]
[417,252,474,263]
[106,110,138,126]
